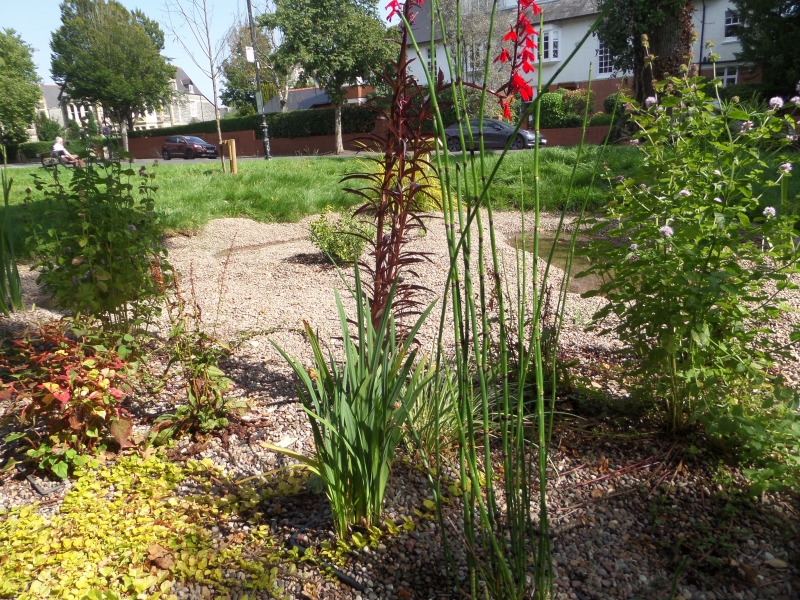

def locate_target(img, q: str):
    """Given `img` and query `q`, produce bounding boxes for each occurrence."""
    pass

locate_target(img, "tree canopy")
[50,0,175,149]
[596,0,694,103]
[0,29,41,148]
[731,0,800,94]
[261,0,394,152]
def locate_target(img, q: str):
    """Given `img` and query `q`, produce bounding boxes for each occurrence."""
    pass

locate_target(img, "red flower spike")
[521,48,536,63]
[532,3,542,15]
[521,60,535,74]
[517,14,531,29]
[385,0,401,21]
[502,102,512,120]
[511,72,534,101]
[503,28,518,42]
[526,37,537,49]
[494,48,512,64]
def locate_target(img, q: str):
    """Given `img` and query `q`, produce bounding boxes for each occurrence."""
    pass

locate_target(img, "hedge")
[129,106,377,140]
[588,113,614,126]
[18,137,121,159]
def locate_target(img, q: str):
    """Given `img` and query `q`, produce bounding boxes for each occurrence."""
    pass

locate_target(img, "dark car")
[444,119,547,151]
[161,136,218,160]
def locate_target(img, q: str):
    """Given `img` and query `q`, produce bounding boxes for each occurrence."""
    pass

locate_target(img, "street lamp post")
[246,0,271,159]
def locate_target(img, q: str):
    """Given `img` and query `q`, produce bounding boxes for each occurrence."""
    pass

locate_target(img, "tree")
[596,0,694,104]
[51,0,175,152]
[731,0,800,94]
[220,21,294,113]
[262,0,395,154]
[0,29,41,149]
[164,0,228,171]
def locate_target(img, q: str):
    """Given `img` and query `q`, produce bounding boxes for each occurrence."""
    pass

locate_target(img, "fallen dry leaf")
[591,488,604,499]
[739,562,758,584]
[146,543,175,570]
[765,559,788,569]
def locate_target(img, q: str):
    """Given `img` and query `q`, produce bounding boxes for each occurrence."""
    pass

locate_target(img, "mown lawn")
[5,146,798,258]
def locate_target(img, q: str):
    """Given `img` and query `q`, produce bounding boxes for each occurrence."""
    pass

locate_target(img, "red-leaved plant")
[1,321,135,477]
[343,0,445,332]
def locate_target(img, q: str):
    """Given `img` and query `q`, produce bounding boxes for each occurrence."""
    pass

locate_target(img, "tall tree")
[0,29,41,149]
[261,0,394,154]
[163,0,227,171]
[51,0,175,152]
[731,0,800,94]
[596,0,694,104]
[220,21,294,113]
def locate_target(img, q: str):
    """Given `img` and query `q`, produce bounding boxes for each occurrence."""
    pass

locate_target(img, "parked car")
[444,119,547,151]
[161,136,218,160]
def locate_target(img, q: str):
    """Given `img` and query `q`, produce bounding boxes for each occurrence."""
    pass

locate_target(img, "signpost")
[246,0,272,159]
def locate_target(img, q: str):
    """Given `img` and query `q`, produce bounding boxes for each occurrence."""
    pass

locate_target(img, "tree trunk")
[119,112,129,152]
[334,104,344,155]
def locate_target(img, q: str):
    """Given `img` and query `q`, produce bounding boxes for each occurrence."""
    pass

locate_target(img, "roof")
[534,0,600,22]
[39,84,62,108]
[174,67,206,97]
[263,87,332,113]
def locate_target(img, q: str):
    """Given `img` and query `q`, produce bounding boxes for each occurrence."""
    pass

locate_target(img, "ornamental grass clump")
[583,66,800,492]
[268,269,434,538]
[399,0,613,596]
[0,145,23,316]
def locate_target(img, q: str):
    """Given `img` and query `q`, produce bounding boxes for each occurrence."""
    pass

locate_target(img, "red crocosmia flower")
[521,48,535,63]
[526,37,537,49]
[385,0,401,20]
[503,28,518,42]
[532,2,542,15]
[511,73,534,101]
[502,101,512,120]
[494,48,511,64]
[521,60,535,74]
[519,0,534,8]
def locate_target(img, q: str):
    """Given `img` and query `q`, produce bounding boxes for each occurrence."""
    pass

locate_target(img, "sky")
[2,0,394,105]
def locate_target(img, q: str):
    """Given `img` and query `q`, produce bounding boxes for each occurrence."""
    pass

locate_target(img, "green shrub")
[29,158,170,332]
[85,111,99,136]
[588,112,614,126]
[584,72,799,492]
[537,92,565,128]
[560,114,584,128]
[35,114,62,141]
[18,141,55,159]
[67,119,82,139]
[129,106,376,140]
[309,207,371,263]
[603,92,624,116]
[562,88,596,117]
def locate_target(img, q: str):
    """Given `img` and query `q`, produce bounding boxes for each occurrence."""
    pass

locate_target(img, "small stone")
[765,559,788,569]
[763,551,775,560]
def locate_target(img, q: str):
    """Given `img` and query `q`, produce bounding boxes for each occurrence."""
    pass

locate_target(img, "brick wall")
[539,125,610,146]
[128,119,389,160]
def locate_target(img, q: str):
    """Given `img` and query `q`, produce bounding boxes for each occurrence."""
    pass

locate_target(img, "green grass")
[5,147,798,259]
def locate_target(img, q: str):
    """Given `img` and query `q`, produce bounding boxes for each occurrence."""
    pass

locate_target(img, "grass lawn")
[5,146,798,258]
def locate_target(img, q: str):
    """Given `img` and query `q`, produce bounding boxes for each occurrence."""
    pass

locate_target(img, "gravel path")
[2,212,799,600]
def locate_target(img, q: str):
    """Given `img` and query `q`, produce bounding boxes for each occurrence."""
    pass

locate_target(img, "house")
[406,0,756,113]
[133,67,219,131]
[38,84,104,129]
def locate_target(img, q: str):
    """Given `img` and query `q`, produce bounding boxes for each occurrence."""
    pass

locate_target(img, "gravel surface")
[2,212,799,600]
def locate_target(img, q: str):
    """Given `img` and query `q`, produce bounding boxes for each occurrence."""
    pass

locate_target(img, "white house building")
[406,0,756,112]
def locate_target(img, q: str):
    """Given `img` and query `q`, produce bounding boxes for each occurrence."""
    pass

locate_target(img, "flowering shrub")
[1,321,135,478]
[29,156,170,332]
[584,71,799,489]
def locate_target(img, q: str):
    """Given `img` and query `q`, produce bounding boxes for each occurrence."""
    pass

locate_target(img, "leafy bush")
[148,274,246,446]
[128,106,376,140]
[309,207,371,263]
[85,111,99,136]
[584,72,799,489]
[537,92,565,129]
[1,321,135,478]
[18,140,55,159]
[562,88,596,117]
[35,114,62,141]
[268,271,434,538]
[559,114,584,128]
[588,112,614,126]
[603,92,624,116]
[29,158,170,332]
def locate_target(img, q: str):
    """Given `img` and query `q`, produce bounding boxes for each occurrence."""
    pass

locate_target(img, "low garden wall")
[129,119,389,159]
[537,125,610,146]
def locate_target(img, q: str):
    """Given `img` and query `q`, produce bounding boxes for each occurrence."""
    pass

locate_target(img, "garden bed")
[2,212,799,600]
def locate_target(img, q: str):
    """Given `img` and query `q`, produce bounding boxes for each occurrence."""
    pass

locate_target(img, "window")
[188,84,195,94]
[421,48,432,72]
[724,10,740,38]
[190,102,197,118]
[597,39,613,74]
[541,30,560,61]
[721,66,738,86]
